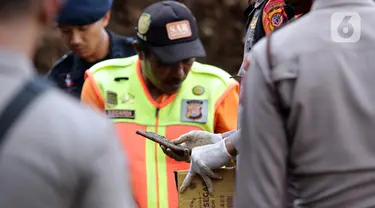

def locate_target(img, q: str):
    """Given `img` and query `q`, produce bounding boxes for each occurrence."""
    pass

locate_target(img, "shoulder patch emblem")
[263,0,287,31]
[270,11,283,27]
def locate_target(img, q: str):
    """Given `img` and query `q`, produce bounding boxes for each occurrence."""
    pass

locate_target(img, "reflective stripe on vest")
[88,55,236,208]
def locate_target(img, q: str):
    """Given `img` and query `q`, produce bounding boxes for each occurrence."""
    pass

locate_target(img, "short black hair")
[0,0,39,19]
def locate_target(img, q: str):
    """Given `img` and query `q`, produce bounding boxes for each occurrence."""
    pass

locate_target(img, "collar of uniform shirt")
[0,48,34,78]
[312,0,374,10]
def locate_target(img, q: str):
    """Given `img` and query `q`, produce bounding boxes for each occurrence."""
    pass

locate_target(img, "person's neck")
[140,69,164,100]
[0,21,37,60]
[84,29,110,63]
[145,77,164,101]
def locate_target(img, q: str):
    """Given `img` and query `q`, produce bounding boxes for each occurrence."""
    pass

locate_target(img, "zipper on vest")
[154,107,161,207]
[155,108,160,117]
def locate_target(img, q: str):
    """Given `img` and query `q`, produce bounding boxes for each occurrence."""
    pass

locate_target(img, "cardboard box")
[174,168,235,208]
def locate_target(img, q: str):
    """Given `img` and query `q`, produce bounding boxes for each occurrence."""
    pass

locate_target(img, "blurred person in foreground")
[46,0,136,99]
[80,1,239,207]
[239,0,375,207]
[0,0,136,207]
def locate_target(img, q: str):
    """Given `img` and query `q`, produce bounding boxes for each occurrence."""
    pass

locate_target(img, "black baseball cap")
[136,1,206,64]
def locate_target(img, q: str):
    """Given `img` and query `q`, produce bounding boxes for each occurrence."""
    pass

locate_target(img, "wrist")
[224,138,237,156]
[211,133,223,143]
[222,130,237,139]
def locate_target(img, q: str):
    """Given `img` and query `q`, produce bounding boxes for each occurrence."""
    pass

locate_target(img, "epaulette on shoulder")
[191,62,233,84]
[89,55,138,73]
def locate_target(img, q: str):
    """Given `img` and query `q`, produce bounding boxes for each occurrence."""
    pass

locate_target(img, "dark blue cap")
[136,1,206,64]
[56,0,113,26]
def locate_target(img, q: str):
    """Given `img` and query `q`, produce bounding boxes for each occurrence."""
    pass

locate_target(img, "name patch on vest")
[181,100,208,124]
[105,110,135,119]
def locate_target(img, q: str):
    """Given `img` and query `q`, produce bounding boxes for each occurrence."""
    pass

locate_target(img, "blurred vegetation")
[34,0,249,76]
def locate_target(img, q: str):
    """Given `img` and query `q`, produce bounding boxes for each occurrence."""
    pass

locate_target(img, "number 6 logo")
[331,12,361,43]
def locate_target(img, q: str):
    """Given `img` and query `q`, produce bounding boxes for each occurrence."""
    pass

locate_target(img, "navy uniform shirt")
[46,30,136,99]
[238,0,291,129]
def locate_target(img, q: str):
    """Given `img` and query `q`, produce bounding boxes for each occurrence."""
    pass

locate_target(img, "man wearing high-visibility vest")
[166,0,312,207]
[80,1,239,207]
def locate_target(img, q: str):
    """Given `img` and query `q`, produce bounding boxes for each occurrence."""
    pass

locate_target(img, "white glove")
[179,139,232,195]
[222,130,237,139]
[161,131,222,162]
[172,130,223,150]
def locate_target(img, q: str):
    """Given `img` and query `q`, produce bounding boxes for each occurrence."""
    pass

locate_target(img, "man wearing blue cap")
[46,0,136,99]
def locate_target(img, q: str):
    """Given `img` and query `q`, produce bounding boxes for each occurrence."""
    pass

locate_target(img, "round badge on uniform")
[192,85,205,95]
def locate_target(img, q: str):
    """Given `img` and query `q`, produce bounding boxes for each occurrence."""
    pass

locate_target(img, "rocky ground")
[34,0,249,76]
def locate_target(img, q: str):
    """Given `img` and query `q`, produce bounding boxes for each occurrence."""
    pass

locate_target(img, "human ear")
[132,41,145,60]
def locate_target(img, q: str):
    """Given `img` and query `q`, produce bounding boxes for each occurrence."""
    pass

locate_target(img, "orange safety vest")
[85,55,238,208]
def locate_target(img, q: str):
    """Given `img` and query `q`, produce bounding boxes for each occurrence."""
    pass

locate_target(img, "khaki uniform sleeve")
[214,84,240,133]
[236,51,289,208]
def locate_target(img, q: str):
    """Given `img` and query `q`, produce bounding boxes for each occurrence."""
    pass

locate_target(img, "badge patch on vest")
[121,92,135,104]
[192,85,205,95]
[106,91,118,106]
[105,110,135,119]
[181,100,208,123]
